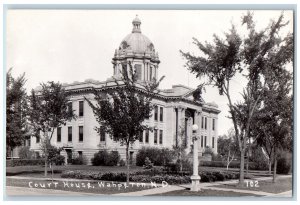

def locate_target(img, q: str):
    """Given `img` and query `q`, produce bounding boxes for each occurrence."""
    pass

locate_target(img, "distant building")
[30,16,220,164]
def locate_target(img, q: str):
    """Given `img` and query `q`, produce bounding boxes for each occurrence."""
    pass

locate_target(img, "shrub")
[119,159,126,166]
[249,147,269,170]
[60,170,240,184]
[136,147,174,166]
[143,157,154,169]
[164,158,192,175]
[105,151,120,166]
[203,146,213,155]
[53,155,65,165]
[91,150,108,166]
[96,172,127,182]
[72,156,85,165]
[6,159,45,167]
[91,150,120,166]
[276,151,292,174]
[212,153,223,161]
[18,146,35,159]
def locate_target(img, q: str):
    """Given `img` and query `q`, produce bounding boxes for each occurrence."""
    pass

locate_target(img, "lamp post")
[190,124,201,191]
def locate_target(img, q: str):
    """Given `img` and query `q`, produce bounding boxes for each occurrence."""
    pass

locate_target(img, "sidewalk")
[6,175,292,197]
[6,186,102,196]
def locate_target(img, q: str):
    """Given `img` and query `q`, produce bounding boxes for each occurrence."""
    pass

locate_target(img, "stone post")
[191,124,201,191]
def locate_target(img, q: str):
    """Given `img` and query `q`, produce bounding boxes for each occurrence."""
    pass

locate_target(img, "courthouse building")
[30,16,220,164]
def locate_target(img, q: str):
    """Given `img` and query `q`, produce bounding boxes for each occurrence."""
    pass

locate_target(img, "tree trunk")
[44,136,48,177]
[238,149,245,187]
[268,160,272,175]
[273,148,277,183]
[246,154,249,176]
[45,152,48,177]
[126,144,130,185]
[51,163,54,182]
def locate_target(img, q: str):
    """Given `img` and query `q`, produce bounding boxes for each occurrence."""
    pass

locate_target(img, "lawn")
[7,164,144,178]
[150,188,260,197]
[6,177,154,195]
[199,166,272,177]
[213,176,292,194]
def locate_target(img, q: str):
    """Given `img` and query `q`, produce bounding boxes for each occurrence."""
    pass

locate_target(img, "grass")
[6,164,144,178]
[214,177,292,194]
[6,177,154,195]
[199,166,272,177]
[150,188,260,196]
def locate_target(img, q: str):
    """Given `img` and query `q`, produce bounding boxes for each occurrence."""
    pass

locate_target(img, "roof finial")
[132,15,141,33]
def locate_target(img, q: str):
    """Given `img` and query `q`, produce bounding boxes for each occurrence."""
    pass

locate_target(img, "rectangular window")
[100,127,106,142]
[205,117,207,130]
[57,127,61,142]
[134,64,142,80]
[212,119,215,130]
[201,117,204,129]
[154,130,158,144]
[68,102,73,115]
[154,106,158,121]
[79,126,83,142]
[79,101,84,117]
[205,136,207,147]
[212,137,215,148]
[201,136,203,148]
[68,127,72,142]
[139,130,143,142]
[159,130,163,144]
[36,136,40,143]
[145,130,149,143]
[160,107,163,122]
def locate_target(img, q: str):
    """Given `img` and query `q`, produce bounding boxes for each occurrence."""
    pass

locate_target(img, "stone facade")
[29,16,220,165]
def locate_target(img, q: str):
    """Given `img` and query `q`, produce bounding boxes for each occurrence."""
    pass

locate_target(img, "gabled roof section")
[160,84,204,103]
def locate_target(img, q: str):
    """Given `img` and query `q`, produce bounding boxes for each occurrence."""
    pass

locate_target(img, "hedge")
[6,159,45,167]
[136,147,174,166]
[61,169,241,184]
[277,151,292,174]
[91,150,120,166]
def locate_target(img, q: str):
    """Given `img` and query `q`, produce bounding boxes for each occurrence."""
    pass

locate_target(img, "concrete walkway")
[112,185,185,196]
[6,175,292,197]
[6,186,102,196]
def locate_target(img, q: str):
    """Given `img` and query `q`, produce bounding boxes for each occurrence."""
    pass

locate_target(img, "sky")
[6,9,293,135]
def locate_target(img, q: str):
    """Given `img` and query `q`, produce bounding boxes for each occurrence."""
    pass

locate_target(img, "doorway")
[66,149,73,164]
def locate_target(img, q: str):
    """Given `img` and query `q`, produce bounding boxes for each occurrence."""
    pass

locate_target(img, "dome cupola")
[112,16,160,82]
[132,15,141,33]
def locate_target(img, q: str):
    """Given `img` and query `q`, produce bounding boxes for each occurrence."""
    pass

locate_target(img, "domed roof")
[118,15,156,55]
[120,33,154,54]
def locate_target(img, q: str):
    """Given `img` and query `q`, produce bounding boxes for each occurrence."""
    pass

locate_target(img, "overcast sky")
[6,9,293,135]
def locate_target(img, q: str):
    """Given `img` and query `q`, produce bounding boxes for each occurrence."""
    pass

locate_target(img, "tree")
[28,81,76,176]
[180,12,293,186]
[218,129,239,170]
[41,140,64,181]
[6,68,28,158]
[254,68,292,181]
[86,63,164,184]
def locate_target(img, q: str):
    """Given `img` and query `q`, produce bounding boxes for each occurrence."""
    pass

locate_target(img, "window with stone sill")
[145,130,149,143]
[79,101,84,117]
[154,129,158,144]
[68,126,72,142]
[154,105,158,121]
